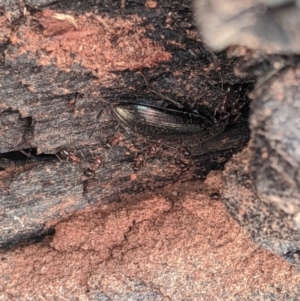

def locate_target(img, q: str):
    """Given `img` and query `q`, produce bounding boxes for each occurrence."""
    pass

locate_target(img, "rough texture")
[0,0,252,248]
[2,173,300,301]
[250,63,300,218]
[195,0,300,266]
[223,146,300,265]
[194,0,300,54]
[223,61,300,263]
[2,0,300,300]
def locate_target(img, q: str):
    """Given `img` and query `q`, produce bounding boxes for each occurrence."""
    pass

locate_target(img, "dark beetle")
[112,102,226,148]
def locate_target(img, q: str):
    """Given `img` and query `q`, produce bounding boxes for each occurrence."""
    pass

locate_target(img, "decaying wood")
[0,0,253,248]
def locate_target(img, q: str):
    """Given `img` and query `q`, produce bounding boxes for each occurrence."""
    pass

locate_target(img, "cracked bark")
[0,0,253,248]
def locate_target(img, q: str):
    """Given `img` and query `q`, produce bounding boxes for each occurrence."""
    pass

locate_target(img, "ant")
[133,154,145,171]
[105,132,123,148]
[214,84,250,121]
[83,155,103,179]
[90,156,102,170]
[132,143,161,171]
[56,148,81,163]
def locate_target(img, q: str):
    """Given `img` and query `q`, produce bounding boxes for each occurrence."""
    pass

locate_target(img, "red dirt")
[0,171,299,300]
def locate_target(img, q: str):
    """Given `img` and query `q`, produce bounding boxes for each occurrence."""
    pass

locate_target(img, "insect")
[105,133,123,148]
[90,156,102,170]
[180,147,191,156]
[148,143,159,155]
[84,168,95,178]
[82,156,103,179]
[215,84,250,121]
[210,192,221,200]
[111,76,252,155]
[56,148,81,163]
[133,154,145,170]
[112,102,223,147]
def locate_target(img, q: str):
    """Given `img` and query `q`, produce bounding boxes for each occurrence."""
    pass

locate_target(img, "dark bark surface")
[0,0,253,248]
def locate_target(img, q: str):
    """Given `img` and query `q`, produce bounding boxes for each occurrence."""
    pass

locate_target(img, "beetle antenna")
[138,72,184,109]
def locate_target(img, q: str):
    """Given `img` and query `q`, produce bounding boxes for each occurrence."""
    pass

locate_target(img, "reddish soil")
[1,171,299,300]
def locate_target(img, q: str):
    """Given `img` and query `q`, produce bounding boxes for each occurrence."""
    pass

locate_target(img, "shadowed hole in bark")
[1,228,56,250]
[0,148,56,162]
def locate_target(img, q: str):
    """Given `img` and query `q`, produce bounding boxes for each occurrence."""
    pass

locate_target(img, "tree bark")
[0,0,253,248]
